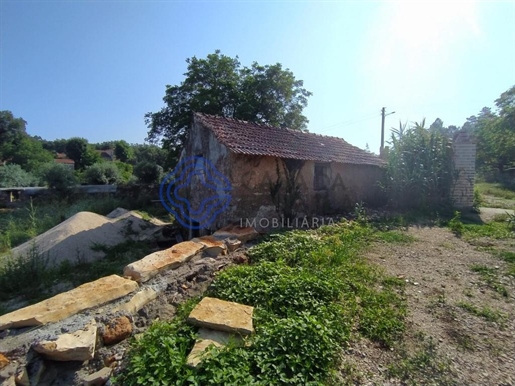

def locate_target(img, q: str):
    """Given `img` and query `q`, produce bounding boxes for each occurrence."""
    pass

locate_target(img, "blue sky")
[1,1,514,155]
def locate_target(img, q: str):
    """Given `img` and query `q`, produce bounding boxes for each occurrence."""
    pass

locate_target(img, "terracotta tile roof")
[194,113,385,167]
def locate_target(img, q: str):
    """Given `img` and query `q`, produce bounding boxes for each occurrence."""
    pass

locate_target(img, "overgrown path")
[359,226,515,385]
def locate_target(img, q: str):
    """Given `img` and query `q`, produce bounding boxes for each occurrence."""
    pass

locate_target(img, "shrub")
[448,210,464,236]
[113,161,134,183]
[41,163,77,191]
[384,120,454,211]
[134,161,163,184]
[0,164,39,187]
[83,162,121,185]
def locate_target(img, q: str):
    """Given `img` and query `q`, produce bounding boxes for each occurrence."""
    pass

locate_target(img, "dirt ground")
[345,226,515,386]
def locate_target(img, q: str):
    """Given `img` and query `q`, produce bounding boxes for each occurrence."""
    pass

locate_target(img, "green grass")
[457,301,507,324]
[374,230,415,244]
[462,221,513,241]
[476,182,515,201]
[470,264,509,297]
[118,221,408,386]
[387,335,455,386]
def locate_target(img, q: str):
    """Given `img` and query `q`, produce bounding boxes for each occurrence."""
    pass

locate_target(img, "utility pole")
[380,107,395,157]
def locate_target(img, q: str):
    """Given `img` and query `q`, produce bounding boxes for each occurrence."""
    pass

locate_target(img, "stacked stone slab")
[0,226,258,385]
[185,297,254,367]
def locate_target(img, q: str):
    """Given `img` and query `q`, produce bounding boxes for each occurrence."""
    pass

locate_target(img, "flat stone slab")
[123,241,204,282]
[187,297,254,335]
[83,367,112,386]
[191,236,227,257]
[111,287,157,314]
[213,225,259,243]
[186,328,241,368]
[33,319,97,361]
[0,275,138,331]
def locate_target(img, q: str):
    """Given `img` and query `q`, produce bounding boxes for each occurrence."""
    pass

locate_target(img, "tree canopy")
[145,50,312,162]
[464,85,515,174]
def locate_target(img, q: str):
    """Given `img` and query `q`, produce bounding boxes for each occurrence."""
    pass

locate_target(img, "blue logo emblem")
[159,156,232,230]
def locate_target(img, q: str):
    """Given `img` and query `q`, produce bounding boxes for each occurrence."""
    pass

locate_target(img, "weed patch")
[119,221,407,385]
[457,301,507,324]
[470,264,509,297]
[387,336,455,386]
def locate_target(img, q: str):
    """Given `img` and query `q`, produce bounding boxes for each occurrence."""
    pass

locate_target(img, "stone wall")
[452,131,477,208]
[182,121,387,230]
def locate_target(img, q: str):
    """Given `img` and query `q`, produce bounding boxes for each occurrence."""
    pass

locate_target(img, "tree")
[114,161,134,183]
[42,138,68,154]
[84,162,122,185]
[145,50,311,163]
[0,164,39,188]
[134,161,163,184]
[467,86,515,175]
[41,163,77,192]
[65,137,100,170]
[0,111,27,156]
[8,136,54,172]
[236,62,310,130]
[114,140,134,162]
[131,144,167,167]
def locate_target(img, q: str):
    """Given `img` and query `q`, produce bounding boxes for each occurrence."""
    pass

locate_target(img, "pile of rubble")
[0,226,259,386]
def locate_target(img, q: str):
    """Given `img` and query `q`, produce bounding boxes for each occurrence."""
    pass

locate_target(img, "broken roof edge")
[193,112,356,144]
[193,112,386,167]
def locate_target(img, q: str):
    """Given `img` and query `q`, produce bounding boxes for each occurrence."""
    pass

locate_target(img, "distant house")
[96,149,115,161]
[179,113,386,230]
[54,153,75,170]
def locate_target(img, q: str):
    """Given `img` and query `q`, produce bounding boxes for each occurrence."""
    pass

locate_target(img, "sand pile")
[5,209,168,267]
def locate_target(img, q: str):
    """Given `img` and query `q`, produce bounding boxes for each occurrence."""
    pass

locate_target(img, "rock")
[102,316,132,345]
[0,361,16,382]
[213,225,259,243]
[82,367,112,386]
[232,254,248,265]
[0,353,9,369]
[0,275,138,330]
[186,328,242,368]
[225,238,242,252]
[123,241,204,282]
[14,367,29,386]
[111,287,157,314]
[3,375,16,386]
[187,297,254,335]
[191,236,227,257]
[33,319,97,361]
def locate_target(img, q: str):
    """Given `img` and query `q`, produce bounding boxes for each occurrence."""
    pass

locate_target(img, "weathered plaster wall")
[183,122,386,230]
[298,162,386,214]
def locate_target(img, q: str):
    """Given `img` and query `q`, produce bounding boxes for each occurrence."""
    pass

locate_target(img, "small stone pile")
[0,225,259,386]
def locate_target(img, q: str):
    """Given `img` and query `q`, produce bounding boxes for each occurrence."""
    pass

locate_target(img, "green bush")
[134,161,163,184]
[0,164,39,187]
[41,163,77,191]
[448,211,464,236]
[83,162,121,185]
[384,120,454,211]
[119,222,407,385]
[114,161,134,183]
[209,262,344,319]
